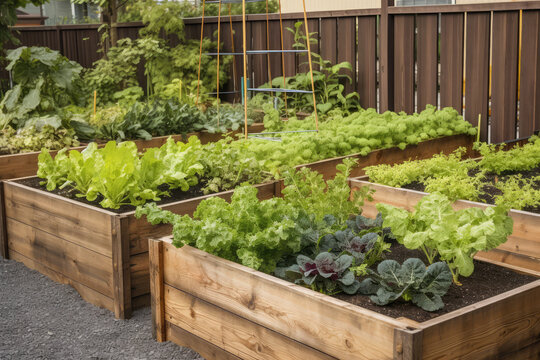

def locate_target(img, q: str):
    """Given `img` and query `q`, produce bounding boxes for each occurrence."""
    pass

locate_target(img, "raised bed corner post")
[380,0,395,112]
[394,328,423,360]
[111,216,132,319]
[149,239,166,342]
[0,182,8,259]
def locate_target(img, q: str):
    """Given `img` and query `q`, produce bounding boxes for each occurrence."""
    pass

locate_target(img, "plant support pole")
[93,90,97,121]
[242,0,249,139]
[302,0,319,131]
[196,0,206,106]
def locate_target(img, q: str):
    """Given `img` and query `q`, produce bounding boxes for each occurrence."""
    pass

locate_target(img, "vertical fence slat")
[281,19,297,80]
[380,1,395,111]
[337,17,356,94]
[268,20,283,80]
[251,21,268,87]
[465,12,490,141]
[299,18,319,73]
[519,10,540,138]
[393,15,415,114]
[416,14,438,112]
[440,13,464,113]
[357,16,377,110]
[491,11,519,143]
[319,18,337,65]
[220,18,236,103]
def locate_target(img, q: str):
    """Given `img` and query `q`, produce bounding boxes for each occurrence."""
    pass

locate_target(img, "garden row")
[1,112,538,358]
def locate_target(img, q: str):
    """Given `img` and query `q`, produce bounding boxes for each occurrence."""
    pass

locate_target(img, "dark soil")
[335,242,537,323]
[402,165,540,214]
[17,177,211,214]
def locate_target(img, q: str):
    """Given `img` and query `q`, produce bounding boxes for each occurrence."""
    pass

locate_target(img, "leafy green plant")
[476,136,540,174]
[37,136,204,209]
[0,47,85,125]
[246,105,476,173]
[358,258,453,311]
[494,175,540,210]
[284,252,360,295]
[376,193,514,284]
[0,125,79,155]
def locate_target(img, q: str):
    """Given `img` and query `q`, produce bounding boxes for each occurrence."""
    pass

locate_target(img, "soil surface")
[17,177,210,214]
[0,255,203,360]
[335,242,537,322]
[403,165,540,214]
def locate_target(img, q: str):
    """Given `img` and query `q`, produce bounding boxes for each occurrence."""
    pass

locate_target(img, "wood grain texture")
[416,14,438,112]
[149,239,165,342]
[162,243,407,360]
[0,182,7,259]
[166,322,241,360]
[111,216,131,319]
[251,21,268,88]
[357,16,377,110]
[320,18,337,65]
[393,15,415,113]
[394,328,423,360]
[440,13,464,113]
[464,12,490,141]
[337,17,356,94]
[0,144,88,180]
[419,281,540,359]
[6,217,114,297]
[491,11,520,143]
[380,0,395,112]
[164,285,336,360]
[3,181,114,257]
[519,10,540,138]
[349,179,540,272]
[9,249,115,312]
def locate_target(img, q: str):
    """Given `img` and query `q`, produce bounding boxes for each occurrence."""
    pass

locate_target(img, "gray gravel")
[0,256,204,360]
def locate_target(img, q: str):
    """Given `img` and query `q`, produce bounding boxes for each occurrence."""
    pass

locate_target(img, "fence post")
[380,0,394,112]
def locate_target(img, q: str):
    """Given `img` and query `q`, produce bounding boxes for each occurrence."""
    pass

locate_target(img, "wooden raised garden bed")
[0,123,264,181]
[295,134,474,181]
[149,238,540,360]
[349,178,540,274]
[0,177,280,319]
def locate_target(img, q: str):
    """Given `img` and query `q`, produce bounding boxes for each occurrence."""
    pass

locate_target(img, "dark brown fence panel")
[393,14,415,113]
[319,18,337,65]
[464,12,490,141]
[61,29,101,68]
[220,19,239,103]
[416,14,438,112]
[281,19,297,80]
[519,10,540,137]
[298,18,319,72]
[337,17,356,94]
[440,13,464,113]
[251,21,268,87]
[357,16,377,109]
[491,11,519,143]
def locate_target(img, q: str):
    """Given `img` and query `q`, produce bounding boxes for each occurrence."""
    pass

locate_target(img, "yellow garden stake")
[178,80,183,103]
[477,114,482,143]
[93,90,97,122]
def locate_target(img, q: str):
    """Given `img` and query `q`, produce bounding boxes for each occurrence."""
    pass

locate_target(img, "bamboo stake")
[477,114,482,143]
[301,0,319,131]
[196,0,206,107]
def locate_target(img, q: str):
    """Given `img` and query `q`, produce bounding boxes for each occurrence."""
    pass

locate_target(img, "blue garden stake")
[241,77,250,104]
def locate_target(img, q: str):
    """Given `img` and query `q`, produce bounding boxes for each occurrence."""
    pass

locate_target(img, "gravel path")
[0,256,203,360]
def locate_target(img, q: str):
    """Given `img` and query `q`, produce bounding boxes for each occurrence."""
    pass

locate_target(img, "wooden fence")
[3,1,540,143]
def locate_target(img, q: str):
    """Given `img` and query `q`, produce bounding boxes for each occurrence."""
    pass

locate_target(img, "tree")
[0,0,49,53]
[71,0,123,49]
